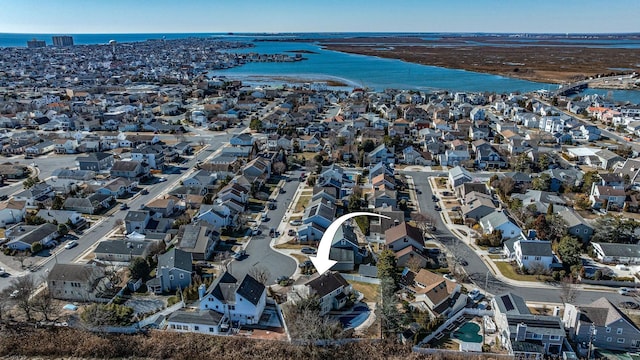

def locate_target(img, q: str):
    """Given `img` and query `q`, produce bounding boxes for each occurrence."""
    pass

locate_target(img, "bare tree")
[32,287,59,322]
[15,253,29,270]
[406,255,424,273]
[249,266,271,285]
[0,289,13,321]
[559,276,578,304]
[411,212,435,234]
[9,275,36,321]
[273,161,287,175]
[527,262,550,279]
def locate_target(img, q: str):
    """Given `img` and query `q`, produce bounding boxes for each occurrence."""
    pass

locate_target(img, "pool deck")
[354,301,377,333]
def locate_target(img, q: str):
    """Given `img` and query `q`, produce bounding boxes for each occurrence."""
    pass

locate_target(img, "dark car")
[141,189,149,195]
[435,205,441,211]
[301,247,317,255]
[120,203,129,210]
[299,260,313,268]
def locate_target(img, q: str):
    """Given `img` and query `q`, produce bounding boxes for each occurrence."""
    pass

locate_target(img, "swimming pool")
[338,303,370,329]
[452,322,483,343]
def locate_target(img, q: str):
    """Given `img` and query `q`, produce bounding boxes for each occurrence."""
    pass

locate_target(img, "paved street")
[227,171,301,285]
[0,127,243,291]
[404,170,629,305]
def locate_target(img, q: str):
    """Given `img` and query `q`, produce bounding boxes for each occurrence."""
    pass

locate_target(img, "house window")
[169,275,174,280]
[584,229,588,234]
[550,335,560,341]
[52,281,56,286]
[229,305,235,311]
[618,338,625,343]
[532,333,542,340]
[209,327,215,332]
[607,337,612,342]
[617,328,623,334]
[606,327,611,333]
[170,324,175,329]
[194,326,199,331]
[523,256,529,260]
[179,274,184,279]
[535,256,541,261]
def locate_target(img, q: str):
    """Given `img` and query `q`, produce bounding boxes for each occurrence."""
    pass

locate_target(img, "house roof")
[493,292,530,315]
[304,271,349,298]
[579,297,640,331]
[47,263,105,283]
[593,242,640,258]
[407,269,458,310]
[207,271,238,303]
[385,222,424,245]
[517,240,553,257]
[236,275,265,306]
[9,223,58,246]
[158,248,192,273]
[94,239,152,256]
[167,309,224,326]
[125,210,149,222]
[479,211,518,232]
[111,160,141,172]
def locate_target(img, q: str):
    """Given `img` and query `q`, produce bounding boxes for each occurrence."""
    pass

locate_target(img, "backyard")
[494,261,553,282]
[349,281,379,302]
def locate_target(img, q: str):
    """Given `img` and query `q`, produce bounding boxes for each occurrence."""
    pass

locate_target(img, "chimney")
[516,323,527,341]
[198,284,206,300]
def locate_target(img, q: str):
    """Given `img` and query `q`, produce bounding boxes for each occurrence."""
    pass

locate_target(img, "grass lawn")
[0,228,5,238]
[495,261,553,282]
[295,194,312,212]
[488,255,502,260]
[290,253,309,264]
[423,243,439,248]
[349,281,380,302]
[274,241,304,250]
[628,313,640,328]
[298,152,319,161]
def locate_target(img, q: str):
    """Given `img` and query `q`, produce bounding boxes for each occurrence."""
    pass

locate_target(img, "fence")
[412,347,514,358]
[579,278,639,288]
[137,301,184,328]
[341,273,381,284]
[418,308,494,345]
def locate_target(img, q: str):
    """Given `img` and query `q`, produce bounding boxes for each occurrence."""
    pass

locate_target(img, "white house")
[592,242,640,265]
[514,240,554,269]
[479,211,522,240]
[166,309,228,335]
[0,200,26,228]
[290,271,352,316]
[198,271,266,325]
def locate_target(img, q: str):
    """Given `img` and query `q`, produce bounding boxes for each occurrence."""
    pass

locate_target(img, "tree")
[57,223,69,236]
[557,236,582,267]
[248,266,271,285]
[581,171,601,193]
[532,173,551,191]
[492,176,515,198]
[272,161,287,175]
[249,118,262,131]
[283,295,345,342]
[559,276,578,304]
[9,275,36,321]
[0,289,12,321]
[573,194,591,210]
[360,139,375,153]
[411,212,435,234]
[378,275,406,338]
[128,257,150,280]
[546,214,568,242]
[377,250,398,285]
[537,153,551,171]
[512,153,533,172]
[30,242,43,254]
[32,287,59,321]
[406,255,424,273]
[533,215,550,240]
[592,215,639,243]
[81,303,134,327]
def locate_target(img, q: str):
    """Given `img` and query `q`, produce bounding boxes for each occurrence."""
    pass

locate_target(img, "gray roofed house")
[614,158,640,186]
[462,191,496,221]
[176,225,217,260]
[236,275,265,306]
[94,239,153,262]
[448,166,473,188]
[592,242,640,264]
[198,271,267,325]
[76,152,115,172]
[166,309,227,335]
[542,168,584,192]
[36,209,85,226]
[511,190,566,214]
[479,211,522,240]
[47,263,109,301]
[6,223,59,251]
[147,248,193,294]
[358,264,378,278]
[564,297,640,352]
[514,239,554,269]
[492,292,566,357]
[110,160,146,180]
[554,205,593,243]
[291,271,352,315]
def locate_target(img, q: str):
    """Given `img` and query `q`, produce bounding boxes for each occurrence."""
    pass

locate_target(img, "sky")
[1,0,639,34]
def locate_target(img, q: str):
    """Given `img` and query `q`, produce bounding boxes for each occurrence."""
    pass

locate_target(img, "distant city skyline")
[1,0,639,34]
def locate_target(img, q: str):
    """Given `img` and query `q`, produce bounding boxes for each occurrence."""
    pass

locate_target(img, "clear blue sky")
[1,0,638,34]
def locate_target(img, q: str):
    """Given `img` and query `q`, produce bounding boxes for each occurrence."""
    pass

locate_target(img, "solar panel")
[502,295,515,311]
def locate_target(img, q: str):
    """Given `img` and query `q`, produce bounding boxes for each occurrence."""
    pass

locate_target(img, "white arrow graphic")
[310,212,390,275]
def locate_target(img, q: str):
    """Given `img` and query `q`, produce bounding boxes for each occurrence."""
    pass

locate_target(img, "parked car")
[65,241,78,249]
[158,177,167,182]
[435,205,441,211]
[618,287,634,296]
[276,276,290,284]
[301,247,317,255]
[10,290,19,298]
[443,274,457,282]
[251,228,261,236]
[289,220,303,226]
[120,203,129,210]
[141,189,149,195]
[299,260,313,268]
[233,250,246,260]
[287,229,296,236]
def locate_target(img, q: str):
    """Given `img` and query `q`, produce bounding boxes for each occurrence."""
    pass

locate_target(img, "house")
[400,269,465,318]
[131,145,165,170]
[176,225,218,261]
[36,209,85,227]
[479,211,522,240]
[448,166,473,188]
[0,200,26,227]
[13,183,54,207]
[385,222,424,252]
[371,188,397,209]
[592,242,640,265]
[462,191,497,221]
[589,184,625,210]
[93,239,154,262]
[394,246,430,269]
[96,177,136,198]
[564,297,640,352]
[147,248,193,294]
[110,160,146,180]
[198,271,266,325]
[514,240,554,269]
[196,204,236,230]
[366,144,394,165]
[47,263,109,302]
[63,193,112,214]
[290,271,352,316]
[476,146,507,169]
[6,223,59,251]
[511,190,566,214]
[76,152,115,172]
[492,292,566,358]
[166,309,228,335]
[554,206,593,243]
[146,197,177,217]
[614,158,640,187]
[125,211,151,234]
[440,149,471,167]
[455,182,489,199]
[543,169,583,192]
[329,225,367,271]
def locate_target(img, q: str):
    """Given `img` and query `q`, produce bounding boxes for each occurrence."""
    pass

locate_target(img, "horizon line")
[2,31,640,36]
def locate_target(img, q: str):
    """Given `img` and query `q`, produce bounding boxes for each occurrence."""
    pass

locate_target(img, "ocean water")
[1,32,639,103]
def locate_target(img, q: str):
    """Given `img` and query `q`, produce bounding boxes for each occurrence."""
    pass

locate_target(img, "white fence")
[137,301,184,328]
[341,273,381,284]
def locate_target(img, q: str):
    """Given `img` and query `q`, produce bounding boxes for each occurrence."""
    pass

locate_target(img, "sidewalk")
[425,177,618,294]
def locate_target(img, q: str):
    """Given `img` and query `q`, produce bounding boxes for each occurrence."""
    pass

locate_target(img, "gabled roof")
[304,271,349,298]
[580,297,640,331]
[517,240,553,257]
[158,248,192,272]
[385,222,424,245]
[47,263,105,283]
[236,275,265,305]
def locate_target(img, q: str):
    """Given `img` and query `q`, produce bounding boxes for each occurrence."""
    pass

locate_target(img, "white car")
[65,240,78,249]
[9,289,19,298]
[618,287,633,296]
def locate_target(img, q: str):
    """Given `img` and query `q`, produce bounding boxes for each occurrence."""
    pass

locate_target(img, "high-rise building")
[27,38,46,48]
[52,35,74,47]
